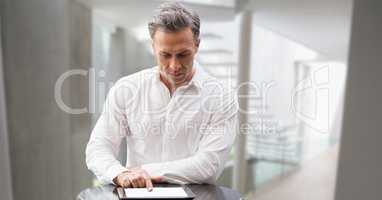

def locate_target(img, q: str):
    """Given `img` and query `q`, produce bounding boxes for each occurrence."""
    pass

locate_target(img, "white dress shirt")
[85,63,238,185]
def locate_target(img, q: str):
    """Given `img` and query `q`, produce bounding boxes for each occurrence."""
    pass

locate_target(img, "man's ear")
[195,38,200,48]
[151,41,158,56]
[194,38,200,52]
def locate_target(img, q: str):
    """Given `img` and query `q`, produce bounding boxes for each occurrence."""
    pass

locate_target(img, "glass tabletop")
[77,184,242,200]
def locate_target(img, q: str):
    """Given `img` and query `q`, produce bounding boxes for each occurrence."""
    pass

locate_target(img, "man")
[85,2,238,191]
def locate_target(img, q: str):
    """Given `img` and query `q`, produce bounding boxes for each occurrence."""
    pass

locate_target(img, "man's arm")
[86,82,160,189]
[85,85,129,184]
[142,90,238,184]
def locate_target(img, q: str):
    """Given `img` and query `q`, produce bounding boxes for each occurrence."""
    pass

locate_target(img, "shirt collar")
[188,61,207,90]
[155,61,209,91]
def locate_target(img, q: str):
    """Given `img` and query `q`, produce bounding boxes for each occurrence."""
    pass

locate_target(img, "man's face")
[152,27,199,88]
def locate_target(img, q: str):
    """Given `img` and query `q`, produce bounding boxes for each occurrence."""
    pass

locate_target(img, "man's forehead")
[158,46,193,54]
[152,27,197,53]
[154,39,195,53]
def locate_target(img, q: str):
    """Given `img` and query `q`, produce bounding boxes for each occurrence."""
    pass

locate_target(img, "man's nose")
[169,58,181,71]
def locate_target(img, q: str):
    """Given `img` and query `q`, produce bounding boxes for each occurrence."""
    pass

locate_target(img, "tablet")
[116,186,195,199]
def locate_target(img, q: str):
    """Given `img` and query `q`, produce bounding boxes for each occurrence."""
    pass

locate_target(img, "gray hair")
[148,2,200,41]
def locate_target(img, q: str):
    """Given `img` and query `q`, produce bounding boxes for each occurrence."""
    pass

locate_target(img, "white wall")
[248,24,347,162]
[247,0,353,61]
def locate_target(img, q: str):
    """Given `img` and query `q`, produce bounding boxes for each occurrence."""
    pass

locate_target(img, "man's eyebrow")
[159,50,191,55]
[159,51,170,54]
[177,50,191,54]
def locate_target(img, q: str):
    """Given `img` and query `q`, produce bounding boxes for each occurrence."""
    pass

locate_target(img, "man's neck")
[160,68,196,96]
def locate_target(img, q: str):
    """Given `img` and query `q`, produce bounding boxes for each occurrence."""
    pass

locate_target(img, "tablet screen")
[123,187,189,199]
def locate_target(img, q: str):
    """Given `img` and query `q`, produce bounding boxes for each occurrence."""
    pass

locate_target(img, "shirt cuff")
[105,164,129,184]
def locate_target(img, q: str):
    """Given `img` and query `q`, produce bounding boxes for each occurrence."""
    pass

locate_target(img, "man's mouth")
[172,74,186,81]
[168,71,185,78]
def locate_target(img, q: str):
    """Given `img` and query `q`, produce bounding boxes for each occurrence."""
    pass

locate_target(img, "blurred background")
[1,0,381,200]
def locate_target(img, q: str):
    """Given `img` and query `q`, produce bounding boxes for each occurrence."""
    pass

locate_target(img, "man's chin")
[171,77,189,86]
[171,75,186,82]
[173,80,186,87]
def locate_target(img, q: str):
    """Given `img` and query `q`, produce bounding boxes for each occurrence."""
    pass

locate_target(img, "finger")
[142,170,154,189]
[140,171,153,191]
[138,177,146,188]
[132,180,139,188]
[145,178,153,191]
[151,176,165,183]
[123,177,132,188]
[130,176,139,188]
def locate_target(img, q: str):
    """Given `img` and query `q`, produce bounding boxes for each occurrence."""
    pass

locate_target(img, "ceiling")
[78,0,235,28]
[78,0,353,62]
[246,0,353,61]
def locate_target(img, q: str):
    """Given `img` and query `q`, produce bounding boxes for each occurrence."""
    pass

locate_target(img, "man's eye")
[178,53,190,58]
[161,54,171,59]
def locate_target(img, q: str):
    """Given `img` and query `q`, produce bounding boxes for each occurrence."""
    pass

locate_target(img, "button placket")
[163,97,174,161]
[157,81,171,162]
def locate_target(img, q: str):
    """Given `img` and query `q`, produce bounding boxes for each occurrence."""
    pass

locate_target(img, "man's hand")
[113,167,164,191]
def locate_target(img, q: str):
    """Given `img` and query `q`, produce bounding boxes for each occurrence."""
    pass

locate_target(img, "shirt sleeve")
[85,84,129,184]
[141,89,238,184]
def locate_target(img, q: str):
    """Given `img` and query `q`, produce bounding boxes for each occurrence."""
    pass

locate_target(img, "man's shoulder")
[197,70,238,115]
[198,70,233,94]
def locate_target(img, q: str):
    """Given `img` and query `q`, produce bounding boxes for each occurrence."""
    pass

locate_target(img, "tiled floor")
[249,145,339,200]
